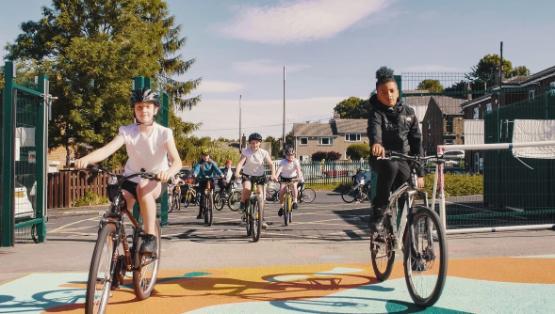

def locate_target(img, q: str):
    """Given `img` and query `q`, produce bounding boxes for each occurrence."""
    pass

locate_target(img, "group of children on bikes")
[75,65,425,256]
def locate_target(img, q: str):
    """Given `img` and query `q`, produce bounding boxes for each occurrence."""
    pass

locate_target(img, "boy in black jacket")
[367,67,425,232]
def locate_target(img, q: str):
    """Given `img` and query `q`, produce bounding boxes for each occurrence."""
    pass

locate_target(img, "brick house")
[421,96,466,155]
[293,117,368,161]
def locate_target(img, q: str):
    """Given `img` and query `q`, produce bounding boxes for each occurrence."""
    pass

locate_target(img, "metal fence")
[268,160,371,186]
[437,93,555,232]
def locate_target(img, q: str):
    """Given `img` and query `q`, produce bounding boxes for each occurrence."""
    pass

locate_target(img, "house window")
[299,137,308,145]
[473,107,480,119]
[486,103,492,113]
[345,133,361,142]
[446,117,454,134]
[529,89,535,100]
[319,137,332,145]
[445,139,455,145]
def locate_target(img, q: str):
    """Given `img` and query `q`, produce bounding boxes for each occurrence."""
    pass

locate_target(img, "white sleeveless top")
[277,159,301,178]
[241,147,270,176]
[118,123,173,182]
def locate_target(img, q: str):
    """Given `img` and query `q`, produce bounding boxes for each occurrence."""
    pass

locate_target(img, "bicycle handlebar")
[377,151,461,165]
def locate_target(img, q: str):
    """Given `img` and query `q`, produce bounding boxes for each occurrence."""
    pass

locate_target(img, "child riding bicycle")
[75,88,182,254]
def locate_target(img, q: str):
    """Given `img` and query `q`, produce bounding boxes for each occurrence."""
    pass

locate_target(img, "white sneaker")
[262,221,268,229]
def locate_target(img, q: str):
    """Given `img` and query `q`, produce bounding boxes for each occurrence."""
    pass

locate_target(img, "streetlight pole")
[282,66,286,149]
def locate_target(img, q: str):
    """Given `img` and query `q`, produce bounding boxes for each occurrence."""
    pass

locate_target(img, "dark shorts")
[120,180,167,202]
[242,174,267,185]
[279,176,297,183]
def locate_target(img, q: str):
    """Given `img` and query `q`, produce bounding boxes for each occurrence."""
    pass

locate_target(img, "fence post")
[159,91,169,226]
[1,61,16,247]
[35,74,48,242]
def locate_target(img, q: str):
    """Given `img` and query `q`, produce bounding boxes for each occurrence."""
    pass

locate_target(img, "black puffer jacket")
[367,94,423,158]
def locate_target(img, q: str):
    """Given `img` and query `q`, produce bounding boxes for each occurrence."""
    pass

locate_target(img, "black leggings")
[371,159,411,213]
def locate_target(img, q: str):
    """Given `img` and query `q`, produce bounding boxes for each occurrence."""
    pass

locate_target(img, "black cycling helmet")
[248,132,262,142]
[131,88,160,106]
[284,146,295,156]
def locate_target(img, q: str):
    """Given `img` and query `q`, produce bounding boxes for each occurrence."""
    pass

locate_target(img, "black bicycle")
[81,165,162,314]
[241,179,263,242]
[369,152,453,307]
[341,173,370,203]
[266,183,316,204]
[214,181,243,211]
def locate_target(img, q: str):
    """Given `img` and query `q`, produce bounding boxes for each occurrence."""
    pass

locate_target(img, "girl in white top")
[235,132,277,229]
[75,89,182,253]
[276,147,304,216]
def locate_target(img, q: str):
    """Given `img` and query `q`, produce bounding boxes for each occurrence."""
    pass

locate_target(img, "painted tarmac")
[0,257,554,313]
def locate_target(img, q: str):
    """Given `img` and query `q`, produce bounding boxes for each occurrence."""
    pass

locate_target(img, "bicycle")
[214,181,242,211]
[281,179,298,226]
[298,183,316,204]
[369,152,452,307]
[181,183,198,208]
[240,178,263,242]
[169,180,183,213]
[199,179,215,226]
[82,165,162,314]
[341,175,370,203]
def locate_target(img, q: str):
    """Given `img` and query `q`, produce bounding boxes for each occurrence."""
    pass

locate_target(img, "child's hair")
[375,66,396,87]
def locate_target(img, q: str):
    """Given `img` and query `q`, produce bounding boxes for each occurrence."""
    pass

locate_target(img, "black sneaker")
[239,202,245,211]
[278,207,284,216]
[140,234,157,255]
[196,212,203,219]
[292,202,298,210]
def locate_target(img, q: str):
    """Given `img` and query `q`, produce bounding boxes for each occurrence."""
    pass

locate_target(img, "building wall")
[295,135,369,161]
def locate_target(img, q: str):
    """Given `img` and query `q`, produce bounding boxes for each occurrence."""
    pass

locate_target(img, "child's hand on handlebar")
[157,170,172,183]
[417,177,425,189]
[74,158,90,169]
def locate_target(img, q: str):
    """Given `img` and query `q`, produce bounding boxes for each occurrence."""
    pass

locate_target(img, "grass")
[73,191,110,207]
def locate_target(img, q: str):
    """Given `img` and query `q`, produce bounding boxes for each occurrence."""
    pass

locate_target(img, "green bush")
[73,190,109,207]
[346,143,370,160]
[424,173,483,197]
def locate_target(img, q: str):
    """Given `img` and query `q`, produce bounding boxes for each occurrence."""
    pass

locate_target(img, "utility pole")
[499,41,504,87]
[282,66,286,149]
[238,94,242,150]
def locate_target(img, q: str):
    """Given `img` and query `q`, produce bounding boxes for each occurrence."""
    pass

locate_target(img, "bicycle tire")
[133,223,161,300]
[183,190,193,208]
[170,190,181,213]
[204,191,213,226]
[214,193,225,211]
[403,207,447,307]
[341,188,357,203]
[284,194,291,226]
[370,231,396,282]
[228,191,242,211]
[299,188,316,204]
[85,223,117,314]
[251,198,261,242]
[245,201,252,237]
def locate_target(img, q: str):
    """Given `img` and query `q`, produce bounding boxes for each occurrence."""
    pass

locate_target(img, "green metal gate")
[1,61,49,247]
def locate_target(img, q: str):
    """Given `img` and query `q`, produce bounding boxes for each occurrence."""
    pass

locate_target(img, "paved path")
[1,191,554,313]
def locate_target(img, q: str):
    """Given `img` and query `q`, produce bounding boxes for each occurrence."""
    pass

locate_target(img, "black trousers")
[371,159,411,213]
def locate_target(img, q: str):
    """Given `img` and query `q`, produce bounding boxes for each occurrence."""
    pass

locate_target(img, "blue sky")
[2,0,555,139]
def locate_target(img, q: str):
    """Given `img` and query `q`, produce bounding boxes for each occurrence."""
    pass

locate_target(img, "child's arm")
[295,160,303,179]
[275,162,283,178]
[265,154,277,181]
[159,136,182,182]
[75,136,125,168]
[234,155,247,179]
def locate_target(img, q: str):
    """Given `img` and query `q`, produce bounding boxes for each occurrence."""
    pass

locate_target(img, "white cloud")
[196,80,245,93]
[232,59,310,75]
[220,0,389,44]
[402,64,467,72]
[177,96,346,139]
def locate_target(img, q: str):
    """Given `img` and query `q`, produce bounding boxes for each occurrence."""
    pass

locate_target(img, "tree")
[467,54,530,91]
[417,79,444,93]
[333,97,369,119]
[312,151,341,161]
[264,136,281,158]
[346,144,370,160]
[7,0,199,167]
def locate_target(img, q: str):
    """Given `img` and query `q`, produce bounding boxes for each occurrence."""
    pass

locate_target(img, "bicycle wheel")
[403,207,447,307]
[85,223,117,314]
[370,230,395,282]
[133,223,161,300]
[228,191,242,211]
[266,188,278,202]
[341,188,357,203]
[170,190,181,213]
[283,194,291,226]
[300,188,316,204]
[204,192,214,226]
[183,190,193,208]
[250,198,261,242]
[214,193,225,211]
[245,201,252,237]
